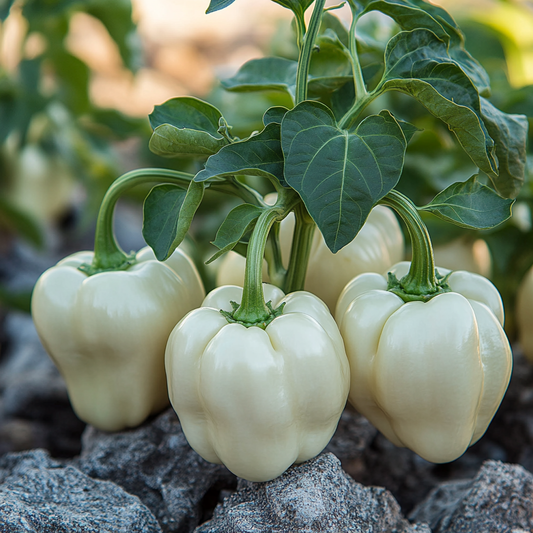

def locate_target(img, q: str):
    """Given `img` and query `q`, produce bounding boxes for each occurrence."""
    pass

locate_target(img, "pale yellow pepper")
[335,261,512,463]
[165,283,349,481]
[31,246,205,431]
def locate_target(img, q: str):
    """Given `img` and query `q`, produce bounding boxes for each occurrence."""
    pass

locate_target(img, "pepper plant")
[32,0,528,481]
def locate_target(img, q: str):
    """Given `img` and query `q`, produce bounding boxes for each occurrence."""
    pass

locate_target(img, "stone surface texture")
[410,460,533,532]
[0,448,162,532]
[196,452,431,533]
[0,312,85,457]
[77,408,237,533]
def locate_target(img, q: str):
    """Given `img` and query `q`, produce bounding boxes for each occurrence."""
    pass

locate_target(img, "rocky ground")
[0,206,532,532]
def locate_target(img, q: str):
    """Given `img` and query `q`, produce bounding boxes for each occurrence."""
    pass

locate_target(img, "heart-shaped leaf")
[282,101,408,252]
[195,123,287,187]
[142,181,204,260]
[419,175,514,229]
[377,29,497,177]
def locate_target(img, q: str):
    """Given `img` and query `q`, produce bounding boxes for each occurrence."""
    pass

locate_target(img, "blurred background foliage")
[0,0,531,338]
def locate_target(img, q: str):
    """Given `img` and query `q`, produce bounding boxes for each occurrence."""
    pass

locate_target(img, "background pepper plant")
[31,0,528,482]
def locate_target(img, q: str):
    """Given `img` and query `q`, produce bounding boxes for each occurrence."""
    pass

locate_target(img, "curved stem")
[379,190,443,299]
[295,0,327,104]
[283,202,315,293]
[91,168,194,271]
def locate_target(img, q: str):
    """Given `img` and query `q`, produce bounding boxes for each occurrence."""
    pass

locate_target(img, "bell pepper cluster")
[30,0,523,483]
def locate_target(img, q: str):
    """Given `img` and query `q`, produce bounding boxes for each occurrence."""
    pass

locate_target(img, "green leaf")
[263,106,289,126]
[207,204,264,264]
[222,44,354,101]
[378,29,497,177]
[142,181,204,261]
[419,175,514,229]
[149,125,227,158]
[396,119,420,143]
[195,123,287,187]
[148,98,228,157]
[206,0,236,13]
[149,97,225,134]
[479,98,528,199]
[222,58,299,100]
[321,11,349,48]
[272,0,314,19]
[409,0,490,95]
[358,0,491,95]
[308,30,353,96]
[281,101,408,252]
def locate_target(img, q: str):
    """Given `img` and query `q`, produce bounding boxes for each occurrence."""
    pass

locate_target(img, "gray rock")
[0,448,162,532]
[196,452,431,533]
[325,404,377,475]
[78,408,237,533]
[409,459,533,532]
[0,312,85,457]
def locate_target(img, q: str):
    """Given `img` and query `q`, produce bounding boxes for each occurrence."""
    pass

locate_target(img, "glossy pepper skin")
[31,246,205,432]
[335,261,512,463]
[165,284,349,482]
[217,205,404,311]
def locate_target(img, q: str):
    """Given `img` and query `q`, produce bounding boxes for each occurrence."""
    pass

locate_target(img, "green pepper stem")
[264,221,286,288]
[283,202,315,293]
[92,168,195,271]
[233,208,282,324]
[295,0,327,104]
[232,189,300,325]
[90,169,265,272]
[379,190,439,297]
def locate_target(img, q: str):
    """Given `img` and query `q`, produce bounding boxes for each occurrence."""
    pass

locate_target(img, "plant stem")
[380,190,449,301]
[348,6,367,102]
[233,208,282,324]
[91,168,195,271]
[338,6,376,130]
[264,221,287,288]
[284,202,315,293]
[295,0,327,104]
